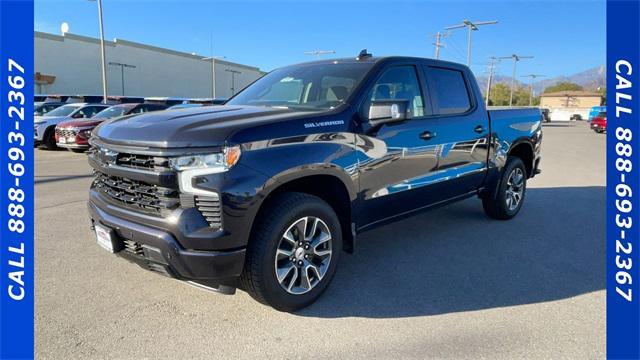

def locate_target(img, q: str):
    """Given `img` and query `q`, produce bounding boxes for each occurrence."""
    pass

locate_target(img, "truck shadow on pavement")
[299,186,605,318]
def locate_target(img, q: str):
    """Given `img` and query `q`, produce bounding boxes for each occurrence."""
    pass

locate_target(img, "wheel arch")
[508,139,535,177]
[250,166,357,254]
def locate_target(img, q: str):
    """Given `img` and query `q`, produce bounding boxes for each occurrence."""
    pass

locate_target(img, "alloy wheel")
[505,167,525,211]
[274,216,332,295]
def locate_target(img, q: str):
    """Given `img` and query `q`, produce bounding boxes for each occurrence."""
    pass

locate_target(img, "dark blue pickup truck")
[87,52,542,311]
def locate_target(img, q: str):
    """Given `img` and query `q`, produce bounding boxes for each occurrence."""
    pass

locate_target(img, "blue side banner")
[607,0,640,359]
[0,0,35,359]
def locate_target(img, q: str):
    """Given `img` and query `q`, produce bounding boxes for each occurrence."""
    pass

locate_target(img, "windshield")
[227,62,373,110]
[44,104,80,117]
[94,106,129,119]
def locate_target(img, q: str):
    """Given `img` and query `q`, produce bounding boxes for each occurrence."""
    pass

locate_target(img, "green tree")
[543,81,583,93]
[488,83,536,106]
[488,83,511,106]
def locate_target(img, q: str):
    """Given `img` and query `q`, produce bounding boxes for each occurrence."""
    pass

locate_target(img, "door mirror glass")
[368,100,411,126]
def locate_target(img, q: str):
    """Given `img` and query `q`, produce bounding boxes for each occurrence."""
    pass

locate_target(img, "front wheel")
[482,157,527,220]
[240,192,342,312]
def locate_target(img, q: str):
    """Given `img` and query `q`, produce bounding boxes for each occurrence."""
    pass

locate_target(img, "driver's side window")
[364,65,425,118]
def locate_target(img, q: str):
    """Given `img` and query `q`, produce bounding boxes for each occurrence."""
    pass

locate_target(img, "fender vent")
[195,196,222,229]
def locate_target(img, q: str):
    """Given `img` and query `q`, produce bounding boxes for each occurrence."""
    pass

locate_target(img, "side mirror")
[367,100,411,126]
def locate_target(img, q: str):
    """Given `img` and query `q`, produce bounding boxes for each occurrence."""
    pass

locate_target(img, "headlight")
[171,146,241,197]
[78,128,93,138]
[170,146,241,171]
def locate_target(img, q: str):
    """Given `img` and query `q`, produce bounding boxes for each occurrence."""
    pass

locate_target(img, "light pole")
[445,19,498,66]
[203,56,226,99]
[432,32,448,59]
[225,69,242,96]
[521,74,546,106]
[88,0,108,103]
[485,57,500,106]
[498,54,534,106]
[304,50,336,59]
[108,62,136,96]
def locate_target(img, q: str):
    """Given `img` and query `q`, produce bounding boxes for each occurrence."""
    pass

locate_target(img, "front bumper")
[34,123,47,141]
[57,141,89,150]
[591,123,606,131]
[88,193,246,282]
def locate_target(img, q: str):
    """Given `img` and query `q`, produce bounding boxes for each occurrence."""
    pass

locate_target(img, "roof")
[35,31,265,73]
[540,90,603,97]
[284,56,466,69]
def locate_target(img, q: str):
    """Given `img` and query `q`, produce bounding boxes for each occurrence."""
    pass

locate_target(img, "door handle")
[474,125,486,134]
[420,131,436,140]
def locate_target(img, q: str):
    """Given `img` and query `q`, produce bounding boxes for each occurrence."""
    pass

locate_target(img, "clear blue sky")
[35,0,605,79]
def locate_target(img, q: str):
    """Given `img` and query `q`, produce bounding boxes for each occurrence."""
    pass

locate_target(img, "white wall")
[34,32,265,99]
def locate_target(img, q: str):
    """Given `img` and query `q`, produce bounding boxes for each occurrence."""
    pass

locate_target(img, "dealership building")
[34,31,266,99]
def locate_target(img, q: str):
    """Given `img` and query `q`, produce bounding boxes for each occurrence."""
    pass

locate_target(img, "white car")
[34,103,108,149]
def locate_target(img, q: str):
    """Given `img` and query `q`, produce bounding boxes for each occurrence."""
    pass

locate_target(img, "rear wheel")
[70,148,85,153]
[482,157,527,220]
[240,192,341,312]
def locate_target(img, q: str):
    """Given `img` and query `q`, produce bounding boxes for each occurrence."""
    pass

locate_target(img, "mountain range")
[475,65,606,95]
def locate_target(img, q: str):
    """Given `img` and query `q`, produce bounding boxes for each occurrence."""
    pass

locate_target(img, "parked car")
[87,54,542,311]
[588,106,606,122]
[55,103,167,152]
[34,102,65,116]
[168,103,203,109]
[590,111,607,133]
[540,107,551,122]
[35,103,109,149]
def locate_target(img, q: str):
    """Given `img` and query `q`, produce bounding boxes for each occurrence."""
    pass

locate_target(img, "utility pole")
[225,69,242,96]
[108,61,136,96]
[203,56,226,99]
[432,32,447,59]
[485,57,500,106]
[88,0,108,103]
[497,54,534,106]
[445,19,498,66]
[521,74,546,106]
[304,50,336,59]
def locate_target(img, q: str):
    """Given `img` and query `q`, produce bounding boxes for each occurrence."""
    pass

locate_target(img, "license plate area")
[95,224,122,253]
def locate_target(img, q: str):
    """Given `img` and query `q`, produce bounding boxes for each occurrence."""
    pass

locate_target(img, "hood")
[94,105,309,148]
[34,115,70,125]
[57,118,104,128]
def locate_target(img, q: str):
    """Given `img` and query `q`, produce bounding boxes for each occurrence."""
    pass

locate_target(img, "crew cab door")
[423,65,490,197]
[356,63,440,227]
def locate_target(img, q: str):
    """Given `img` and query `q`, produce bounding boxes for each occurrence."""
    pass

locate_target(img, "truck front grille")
[195,196,222,228]
[93,171,180,215]
[56,128,77,138]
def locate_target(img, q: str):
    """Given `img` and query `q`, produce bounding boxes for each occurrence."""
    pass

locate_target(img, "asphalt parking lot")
[35,122,605,359]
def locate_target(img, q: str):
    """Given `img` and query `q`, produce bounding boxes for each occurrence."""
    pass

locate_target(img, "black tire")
[240,192,342,312]
[70,148,85,153]
[482,157,527,220]
[42,127,58,150]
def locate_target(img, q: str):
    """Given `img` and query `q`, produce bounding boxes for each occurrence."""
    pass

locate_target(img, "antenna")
[356,49,372,60]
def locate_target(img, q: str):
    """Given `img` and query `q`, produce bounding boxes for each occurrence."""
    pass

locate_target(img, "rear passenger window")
[428,67,471,115]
